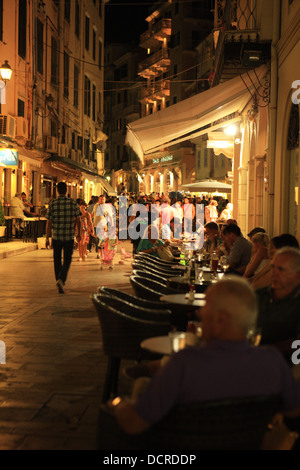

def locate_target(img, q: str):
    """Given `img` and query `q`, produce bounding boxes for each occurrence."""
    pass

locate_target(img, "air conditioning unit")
[16,117,28,139]
[0,114,16,138]
[46,136,58,153]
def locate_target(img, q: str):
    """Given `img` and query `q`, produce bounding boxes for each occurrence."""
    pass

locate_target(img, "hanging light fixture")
[0,60,12,83]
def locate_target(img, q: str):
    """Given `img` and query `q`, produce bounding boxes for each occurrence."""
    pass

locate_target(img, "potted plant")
[0,200,6,238]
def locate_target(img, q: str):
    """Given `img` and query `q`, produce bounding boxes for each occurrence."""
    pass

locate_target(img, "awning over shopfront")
[45,155,117,196]
[0,140,43,168]
[98,177,117,196]
[181,179,232,192]
[126,65,268,163]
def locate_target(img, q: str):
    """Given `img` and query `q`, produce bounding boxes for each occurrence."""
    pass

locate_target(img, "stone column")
[4,168,12,202]
[0,167,3,201]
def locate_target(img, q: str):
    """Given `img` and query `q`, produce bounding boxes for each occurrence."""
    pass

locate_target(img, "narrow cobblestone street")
[0,241,134,450]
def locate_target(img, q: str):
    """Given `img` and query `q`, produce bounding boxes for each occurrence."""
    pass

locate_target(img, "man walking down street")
[45,182,81,294]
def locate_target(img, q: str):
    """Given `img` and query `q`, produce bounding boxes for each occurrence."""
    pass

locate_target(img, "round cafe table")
[160,293,205,309]
[141,333,200,356]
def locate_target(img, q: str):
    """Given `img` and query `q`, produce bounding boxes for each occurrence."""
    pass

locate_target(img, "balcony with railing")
[212,0,271,85]
[139,81,170,103]
[140,18,172,48]
[138,49,171,78]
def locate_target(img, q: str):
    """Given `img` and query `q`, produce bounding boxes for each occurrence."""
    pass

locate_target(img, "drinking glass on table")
[197,267,204,284]
[247,327,262,347]
[219,255,229,272]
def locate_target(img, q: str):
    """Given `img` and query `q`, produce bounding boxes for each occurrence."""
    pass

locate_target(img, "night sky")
[105,0,151,44]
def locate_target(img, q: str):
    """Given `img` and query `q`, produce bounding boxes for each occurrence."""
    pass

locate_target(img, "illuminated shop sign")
[0,149,18,166]
[152,155,173,164]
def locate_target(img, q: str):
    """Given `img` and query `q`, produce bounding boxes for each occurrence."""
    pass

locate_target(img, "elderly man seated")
[222,224,252,274]
[109,277,300,436]
[256,247,300,364]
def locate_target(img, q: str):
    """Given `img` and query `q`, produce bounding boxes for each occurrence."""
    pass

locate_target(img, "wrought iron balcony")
[138,49,171,78]
[140,18,172,48]
[139,81,170,103]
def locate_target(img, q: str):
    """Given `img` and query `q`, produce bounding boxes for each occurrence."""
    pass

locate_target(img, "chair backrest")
[130,275,182,301]
[92,294,170,359]
[132,269,169,284]
[98,395,281,450]
[135,253,178,265]
[132,260,183,277]
[95,293,171,323]
[97,286,188,331]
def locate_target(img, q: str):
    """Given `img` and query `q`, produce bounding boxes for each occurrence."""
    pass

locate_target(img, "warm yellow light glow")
[207,141,234,149]
[224,125,238,136]
[0,60,12,82]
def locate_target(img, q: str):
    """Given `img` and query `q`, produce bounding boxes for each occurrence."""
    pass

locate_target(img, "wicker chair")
[135,253,178,265]
[132,269,169,284]
[98,286,188,331]
[97,395,281,450]
[92,294,170,402]
[130,275,184,300]
[132,260,184,277]
[95,293,172,323]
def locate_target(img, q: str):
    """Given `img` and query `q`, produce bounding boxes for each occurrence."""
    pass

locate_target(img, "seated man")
[109,277,300,435]
[203,221,222,255]
[21,192,38,217]
[256,247,300,364]
[10,193,25,220]
[222,224,252,274]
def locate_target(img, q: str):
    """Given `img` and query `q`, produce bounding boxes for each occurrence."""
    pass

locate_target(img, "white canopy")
[181,179,232,193]
[126,65,268,163]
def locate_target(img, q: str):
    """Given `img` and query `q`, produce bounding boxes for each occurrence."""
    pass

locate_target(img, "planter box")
[37,237,52,249]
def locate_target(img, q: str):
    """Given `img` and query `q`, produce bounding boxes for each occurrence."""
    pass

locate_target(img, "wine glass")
[220,255,229,272]
[247,327,262,347]
[198,268,204,284]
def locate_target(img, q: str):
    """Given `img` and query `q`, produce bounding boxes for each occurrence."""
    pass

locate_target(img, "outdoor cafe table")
[160,293,206,309]
[141,333,201,356]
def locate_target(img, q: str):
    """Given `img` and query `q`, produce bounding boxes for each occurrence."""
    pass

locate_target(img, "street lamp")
[0,60,12,83]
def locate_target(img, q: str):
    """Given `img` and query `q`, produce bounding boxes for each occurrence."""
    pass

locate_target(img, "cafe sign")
[152,155,173,164]
[0,148,18,166]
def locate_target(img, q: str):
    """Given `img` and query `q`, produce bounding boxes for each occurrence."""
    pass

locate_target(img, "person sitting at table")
[250,233,299,290]
[10,193,26,237]
[20,192,39,217]
[109,277,300,435]
[203,222,223,255]
[137,224,164,258]
[243,232,270,279]
[256,247,300,365]
[222,224,252,275]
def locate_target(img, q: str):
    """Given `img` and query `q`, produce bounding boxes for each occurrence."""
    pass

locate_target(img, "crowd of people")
[44,184,300,448]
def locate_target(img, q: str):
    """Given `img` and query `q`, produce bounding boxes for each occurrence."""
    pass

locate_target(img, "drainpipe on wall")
[267,0,281,236]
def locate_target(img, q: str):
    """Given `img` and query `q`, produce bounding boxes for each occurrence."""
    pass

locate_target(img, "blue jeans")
[52,239,74,284]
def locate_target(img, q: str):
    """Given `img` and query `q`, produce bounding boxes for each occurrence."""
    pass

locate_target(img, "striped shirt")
[46,196,81,241]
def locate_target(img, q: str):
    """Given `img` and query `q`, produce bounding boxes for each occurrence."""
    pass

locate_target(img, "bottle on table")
[211,250,218,272]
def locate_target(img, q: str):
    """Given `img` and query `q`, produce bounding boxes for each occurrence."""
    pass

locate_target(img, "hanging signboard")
[0,149,18,166]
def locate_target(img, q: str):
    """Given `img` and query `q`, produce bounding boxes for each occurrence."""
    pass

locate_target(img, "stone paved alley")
[0,241,134,450]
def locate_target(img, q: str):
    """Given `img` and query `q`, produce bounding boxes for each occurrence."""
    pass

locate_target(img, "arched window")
[287,103,299,235]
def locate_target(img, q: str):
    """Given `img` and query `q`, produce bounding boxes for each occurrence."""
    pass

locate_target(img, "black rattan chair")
[97,286,188,331]
[92,294,170,402]
[132,260,184,277]
[134,253,178,266]
[132,269,169,284]
[97,395,280,450]
[130,275,184,300]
